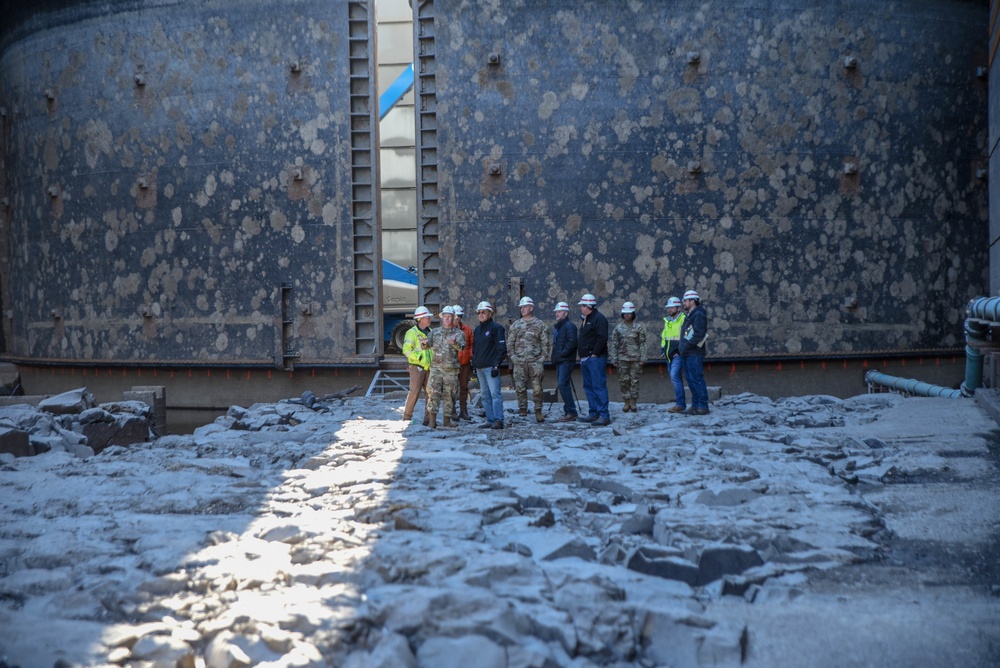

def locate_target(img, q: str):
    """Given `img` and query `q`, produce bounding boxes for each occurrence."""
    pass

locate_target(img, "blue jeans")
[580,356,609,419]
[476,368,504,423]
[682,354,708,409]
[556,361,577,416]
[669,355,686,408]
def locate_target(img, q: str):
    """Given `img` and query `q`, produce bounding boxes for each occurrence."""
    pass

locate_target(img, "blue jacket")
[551,318,578,364]
[471,318,507,369]
[678,304,708,357]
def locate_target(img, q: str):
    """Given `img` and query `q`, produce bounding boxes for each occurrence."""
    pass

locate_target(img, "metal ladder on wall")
[366,370,411,396]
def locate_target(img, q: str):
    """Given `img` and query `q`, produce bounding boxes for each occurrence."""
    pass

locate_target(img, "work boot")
[667,405,685,414]
[441,416,457,429]
[591,416,611,427]
[535,408,544,423]
[556,413,577,423]
[459,410,472,421]
[491,421,504,430]
[623,401,631,413]
[518,407,528,417]
[478,421,494,429]
[427,413,437,429]
[632,398,639,412]
[578,415,598,423]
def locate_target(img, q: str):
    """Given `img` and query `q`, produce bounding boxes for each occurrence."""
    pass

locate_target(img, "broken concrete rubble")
[0,387,155,458]
[0,391,997,668]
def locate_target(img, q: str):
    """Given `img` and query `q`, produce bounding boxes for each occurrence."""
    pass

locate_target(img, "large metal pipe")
[963,318,987,393]
[864,370,965,398]
[967,297,1000,323]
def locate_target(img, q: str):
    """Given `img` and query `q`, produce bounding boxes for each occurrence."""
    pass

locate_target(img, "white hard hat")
[413,306,432,319]
[553,301,570,312]
[440,305,456,316]
[578,293,597,306]
[683,290,700,302]
[665,297,682,308]
[621,301,636,314]
[518,296,535,308]
[452,305,465,317]
[476,301,493,313]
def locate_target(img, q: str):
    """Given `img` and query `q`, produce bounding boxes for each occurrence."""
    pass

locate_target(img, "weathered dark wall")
[421,0,989,357]
[989,0,1000,294]
[0,0,379,365]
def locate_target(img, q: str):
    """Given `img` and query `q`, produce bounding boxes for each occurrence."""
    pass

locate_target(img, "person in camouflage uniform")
[507,296,552,422]
[420,305,466,429]
[609,301,648,413]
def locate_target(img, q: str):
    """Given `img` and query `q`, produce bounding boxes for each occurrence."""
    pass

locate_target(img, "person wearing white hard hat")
[507,296,552,423]
[577,293,611,426]
[610,302,648,413]
[678,290,710,415]
[402,305,434,425]
[551,301,579,422]
[451,305,474,421]
[470,301,508,429]
[419,306,466,429]
[660,296,687,413]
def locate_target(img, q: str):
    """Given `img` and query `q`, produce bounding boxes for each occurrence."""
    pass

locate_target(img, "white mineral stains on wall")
[537,91,559,120]
[509,246,535,273]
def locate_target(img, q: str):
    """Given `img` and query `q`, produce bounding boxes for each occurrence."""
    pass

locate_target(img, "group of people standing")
[401,291,710,430]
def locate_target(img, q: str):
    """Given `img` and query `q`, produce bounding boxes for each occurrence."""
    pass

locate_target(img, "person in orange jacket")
[452,305,475,420]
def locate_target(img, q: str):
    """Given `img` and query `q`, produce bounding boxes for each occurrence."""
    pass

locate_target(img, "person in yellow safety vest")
[402,305,434,425]
[660,296,687,414]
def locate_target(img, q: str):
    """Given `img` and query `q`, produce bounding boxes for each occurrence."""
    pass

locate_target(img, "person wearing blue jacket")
[678,290,709,415]
[550,301,578,422]
[471,301,508,429]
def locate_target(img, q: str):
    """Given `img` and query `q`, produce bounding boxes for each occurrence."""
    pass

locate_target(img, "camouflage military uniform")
[610,320,648,401]
[425,326,466,419]
[507,316,552,413]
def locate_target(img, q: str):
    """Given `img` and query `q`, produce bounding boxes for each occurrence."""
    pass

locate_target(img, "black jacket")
[679,304,708,357]
[551,318,578,364]
[471,318,507,369]
[577,308,609,358]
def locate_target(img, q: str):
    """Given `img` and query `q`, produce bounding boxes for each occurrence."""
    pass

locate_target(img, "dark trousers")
[682,354,708,409]
[556,361,577,416]
[455,363,472,413]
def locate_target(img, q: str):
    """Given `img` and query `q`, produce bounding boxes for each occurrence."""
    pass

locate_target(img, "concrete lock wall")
[417,0,989,357]
[0,0,990,408]
[0,0,381,367]
[990,0,1000,294]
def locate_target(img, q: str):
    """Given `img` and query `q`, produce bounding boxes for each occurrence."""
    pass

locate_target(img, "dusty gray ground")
[0,391,998,667]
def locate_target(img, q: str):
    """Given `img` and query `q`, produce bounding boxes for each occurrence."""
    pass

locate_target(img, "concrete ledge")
[974,387,1000,427]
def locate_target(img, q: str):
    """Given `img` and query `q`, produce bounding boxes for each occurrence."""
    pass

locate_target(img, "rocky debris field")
[0,389,155,458]
[0,390,998,668]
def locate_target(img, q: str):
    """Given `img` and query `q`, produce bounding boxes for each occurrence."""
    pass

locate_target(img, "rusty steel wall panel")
[0,0,378,365]
[424,0,989,357]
